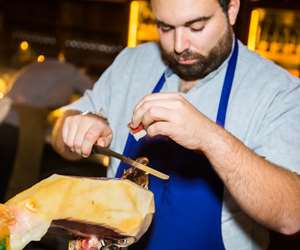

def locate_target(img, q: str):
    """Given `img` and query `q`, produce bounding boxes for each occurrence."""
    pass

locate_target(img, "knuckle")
[79,114,95,124]
[148,123,159,136]
[85,128,100,142]
[74,141,82,150]
[90,124,102,134]
[85,131,96,142]
[79,115,88,123]
[174,99,183,108]
[64,116,72,125]
[140,102,149,113]
[148,107,157,117]
[73,115,81,122]
[176,93,184,99]
[144,93,152,100]
[147,127,155,137]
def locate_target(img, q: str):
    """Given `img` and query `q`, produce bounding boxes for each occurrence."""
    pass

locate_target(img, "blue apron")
[116,39,239,250]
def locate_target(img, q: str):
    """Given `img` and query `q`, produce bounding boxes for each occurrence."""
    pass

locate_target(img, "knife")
[93,145,169,180]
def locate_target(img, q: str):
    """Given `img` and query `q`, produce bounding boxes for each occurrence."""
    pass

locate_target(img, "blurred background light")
[20,41,29,51]
[37,55,45,63]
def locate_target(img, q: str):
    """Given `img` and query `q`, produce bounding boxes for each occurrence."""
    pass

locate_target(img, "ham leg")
[0,174,154,250]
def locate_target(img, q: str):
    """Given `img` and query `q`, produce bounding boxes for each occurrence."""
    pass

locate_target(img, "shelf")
[256,50,300,66]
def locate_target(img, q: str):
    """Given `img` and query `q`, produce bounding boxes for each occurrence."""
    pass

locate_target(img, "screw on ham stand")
[68,236,135,250]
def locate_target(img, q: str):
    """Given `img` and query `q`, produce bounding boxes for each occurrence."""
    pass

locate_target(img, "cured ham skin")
[0,175,154,250]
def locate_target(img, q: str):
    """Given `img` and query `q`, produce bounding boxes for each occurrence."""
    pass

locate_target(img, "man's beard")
[160,27,233,81]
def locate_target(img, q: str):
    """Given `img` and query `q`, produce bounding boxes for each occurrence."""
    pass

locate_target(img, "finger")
[96,133,112,148]
[141,106,172,129]
[134,92,183,112]
[65,116,80,152]
[131,99,181,128]
[73,117,94,156]
[81,124,105,157]
[62,117,70,144]
[147,121,174,138]
[96,138,106,147]
[95,125,113,147]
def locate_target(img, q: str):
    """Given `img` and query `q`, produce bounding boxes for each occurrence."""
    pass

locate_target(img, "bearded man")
[52,0,300,249]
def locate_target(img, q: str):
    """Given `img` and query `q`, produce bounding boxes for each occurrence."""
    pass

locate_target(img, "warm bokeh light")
[248,9,262,51]
[0,78,7,98]
[127,1,159,47]
[58,51,65,62]
[101,155,110,167]
[128,1,140,48]
[37,55,45,63]
[47,108,64,125]
[20,41,29,51]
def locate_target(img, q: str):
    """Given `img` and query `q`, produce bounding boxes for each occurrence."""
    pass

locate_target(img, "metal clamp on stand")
[68,236,135,250]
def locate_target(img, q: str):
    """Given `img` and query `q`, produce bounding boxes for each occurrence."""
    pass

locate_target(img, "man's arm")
[131,92,300,235]
[201,120,300,235]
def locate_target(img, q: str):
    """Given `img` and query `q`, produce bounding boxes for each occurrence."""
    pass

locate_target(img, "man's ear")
[227,0,240,25]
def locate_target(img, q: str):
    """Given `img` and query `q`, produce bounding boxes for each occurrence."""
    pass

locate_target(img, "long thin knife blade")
[93,145,169,180]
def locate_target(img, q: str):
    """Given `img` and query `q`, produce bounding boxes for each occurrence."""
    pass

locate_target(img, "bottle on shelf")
[269,22,282,54]
[257,16,271,51]
[283,27,296,54]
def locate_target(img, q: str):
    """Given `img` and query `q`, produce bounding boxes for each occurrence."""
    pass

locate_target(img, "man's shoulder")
[132,42,161,54]
[109,42,165,76]
[238,41,300,89]
[117,42,162,64]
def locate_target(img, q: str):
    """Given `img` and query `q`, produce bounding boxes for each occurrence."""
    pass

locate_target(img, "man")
[52,0,300,249]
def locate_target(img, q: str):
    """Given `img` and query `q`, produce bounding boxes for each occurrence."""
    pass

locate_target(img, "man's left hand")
[130,93,213,151]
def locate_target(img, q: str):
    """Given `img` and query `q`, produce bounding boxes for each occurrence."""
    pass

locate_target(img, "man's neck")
[179,80,198,93]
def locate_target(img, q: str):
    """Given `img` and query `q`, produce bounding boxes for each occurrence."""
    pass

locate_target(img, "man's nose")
[174,28,189,54]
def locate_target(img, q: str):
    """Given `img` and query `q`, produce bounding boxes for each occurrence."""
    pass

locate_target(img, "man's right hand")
[51,110,112,160]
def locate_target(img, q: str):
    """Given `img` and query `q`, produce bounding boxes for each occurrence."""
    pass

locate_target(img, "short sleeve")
[251,82,300,174]
[65,67,112,117]
[64,47,132,117]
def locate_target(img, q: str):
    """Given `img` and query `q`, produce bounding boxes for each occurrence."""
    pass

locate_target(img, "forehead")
[151,0,220,25]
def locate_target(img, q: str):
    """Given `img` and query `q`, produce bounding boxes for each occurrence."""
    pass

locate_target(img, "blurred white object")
[0,97,12,123]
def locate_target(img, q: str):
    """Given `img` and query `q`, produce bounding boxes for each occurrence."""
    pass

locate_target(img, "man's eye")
[190,24,205,32]
[158,25,173,32]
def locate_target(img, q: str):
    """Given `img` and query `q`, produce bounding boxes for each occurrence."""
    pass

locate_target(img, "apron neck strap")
[216,38,239,127]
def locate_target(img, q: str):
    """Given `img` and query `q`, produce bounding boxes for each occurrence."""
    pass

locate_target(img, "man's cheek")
[160,38,174,53]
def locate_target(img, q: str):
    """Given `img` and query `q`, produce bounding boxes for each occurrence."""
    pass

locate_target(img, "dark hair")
[218,0,229,12]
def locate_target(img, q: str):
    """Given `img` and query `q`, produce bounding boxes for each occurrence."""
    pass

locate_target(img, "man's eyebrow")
[184,16,212,26]
[156,20,175,28]
[156,16,212,28]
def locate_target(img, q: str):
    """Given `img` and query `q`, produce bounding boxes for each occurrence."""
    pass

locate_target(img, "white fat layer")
[9,209,51,250]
